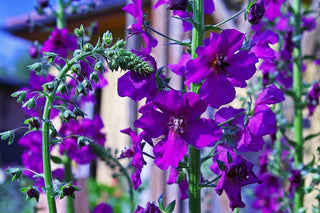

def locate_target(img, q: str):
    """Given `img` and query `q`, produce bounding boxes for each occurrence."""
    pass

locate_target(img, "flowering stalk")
[41,49,102,213]
[189,0,204,212]
[292,0,304,208]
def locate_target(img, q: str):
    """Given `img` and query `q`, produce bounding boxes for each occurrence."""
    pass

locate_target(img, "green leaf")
[28,62,42,72]
[43,52,58,63]
[73,107,86,118]
[0,130,15,145]
[165,200,176,213]
[51,155,63,164]
[177,170,186,183]
[216,159,225,171]
[227,152,233,164]
[11,90,27,103]
[304,132,320,142]
[158,194,164,211]
[19,187,29,193]
[6,167,22,182]
[22,98,37,110]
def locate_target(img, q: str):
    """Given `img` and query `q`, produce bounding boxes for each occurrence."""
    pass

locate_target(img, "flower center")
[168,117,185,134]
[212,54,230,74]
[227,159,250,181]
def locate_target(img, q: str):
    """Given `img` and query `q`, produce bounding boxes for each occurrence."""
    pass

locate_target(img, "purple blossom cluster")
[116,0,292,210]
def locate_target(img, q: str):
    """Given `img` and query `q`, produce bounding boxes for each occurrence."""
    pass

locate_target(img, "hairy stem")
[292,0,304,208]
[64,156,74,213]
[188,0,204,212]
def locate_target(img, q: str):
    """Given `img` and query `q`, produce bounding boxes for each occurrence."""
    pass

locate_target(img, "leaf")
[11,90,27,103]
[158,194,164,211]
[227,152,233,164]
[216,159,225,171]
[51,155,63,164]
[0,130,15,145]
[304,132,320,142]
[6,167,22,182]
[165,200,176,213]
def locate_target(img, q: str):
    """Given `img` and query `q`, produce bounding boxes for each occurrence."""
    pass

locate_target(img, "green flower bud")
[90,71,99,84]
[94,61,104,73]
[103,31,113,45]
[83,43,93,52]
[82,79,92,91]
[74,25,85,37]
[71,64,81,75]
[115,40,126,48]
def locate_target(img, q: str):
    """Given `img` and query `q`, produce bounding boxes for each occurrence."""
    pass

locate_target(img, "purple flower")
[41,28,77,65]
[307,82,320,116]
[253,173,284,212]
[289,170,302,197]
[215,85,284,152]
[19,131,63,187]
[168,53,191,76]
[59,115,106,164]
[19,131,43,178]
[186,29,258,108]
[237,85,284,152]
[250,29,279,60]
[123,0,157,53]
[302,16,317,31]
[135,202,161,213]
[134,90,222,170]
[211,148,261,211]
[264,0,285,21]
[119,128,145,190]
[93,203,113,213]
[118,50,158,101]
[248,0,265,25]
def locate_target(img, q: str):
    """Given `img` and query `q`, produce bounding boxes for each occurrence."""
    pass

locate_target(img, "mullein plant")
[1,0,320,213]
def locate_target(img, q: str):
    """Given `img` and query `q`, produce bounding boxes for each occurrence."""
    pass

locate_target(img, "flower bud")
[169,0,188,11]
[74,25,85,38]
[94,61,104,73]
[103,31,113,46]
[90,71,99,84]
[63,186,76,197]
[248,0,265,25]
[83,43,93,52]
[71,64,81,75]
[27,188,40,202]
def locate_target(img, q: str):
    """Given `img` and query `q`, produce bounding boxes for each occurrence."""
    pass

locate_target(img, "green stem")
[42,98,57,213]
[56,0,65,29]
[292,0,304,209]
[188,0,203,212]
[64,156,74,213]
